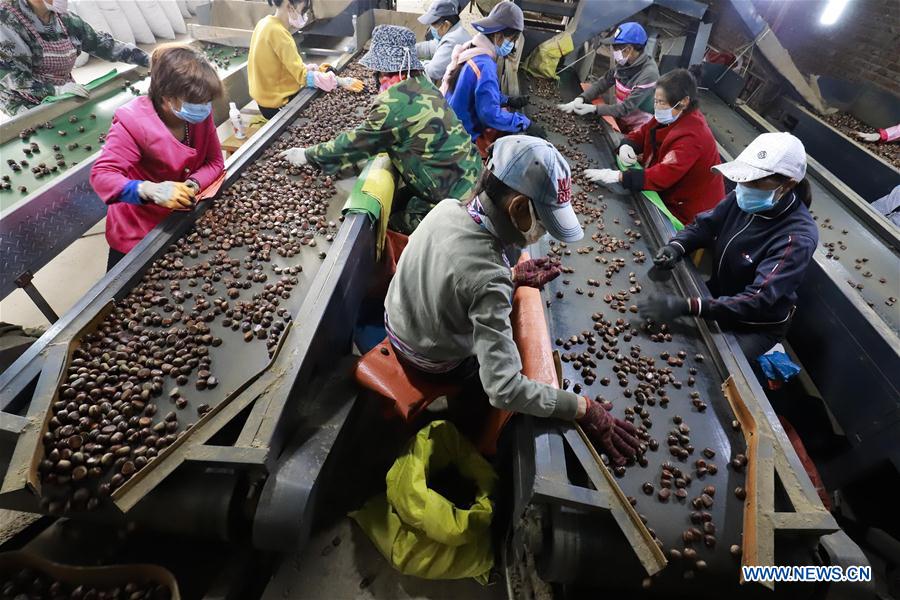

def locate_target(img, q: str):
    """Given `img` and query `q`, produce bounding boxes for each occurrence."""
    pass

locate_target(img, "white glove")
[138,181,195,210]
[556,96,585,114]
[572,102,598,116]
[618,145,637,166]
[853,131,881,143]
[54,82,89,98]
[280,147,308,167]
[584,168,621,185]
[337,76,364,92]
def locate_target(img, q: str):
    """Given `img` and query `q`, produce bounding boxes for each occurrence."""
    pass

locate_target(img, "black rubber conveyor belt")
[527,78,751,592]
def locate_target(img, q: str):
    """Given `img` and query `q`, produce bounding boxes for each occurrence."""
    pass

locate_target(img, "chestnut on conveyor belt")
[823,111,900,167]
[527,74,747,583]
[0,567,171,599]
[37,64,375,515]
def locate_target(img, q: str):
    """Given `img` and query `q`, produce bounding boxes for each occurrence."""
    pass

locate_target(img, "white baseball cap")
[713,132,807,183]
[488,135,583,243]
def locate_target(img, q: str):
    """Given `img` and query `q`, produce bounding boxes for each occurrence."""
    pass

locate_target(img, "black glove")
[524,122,547,139]
[653,244,683,270]
[637,294,690,322]
[506,95,530,109]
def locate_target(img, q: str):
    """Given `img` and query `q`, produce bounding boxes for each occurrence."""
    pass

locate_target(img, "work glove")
[524,122,547,139]
[572,102,598,116]
[578,398,643,467]
[637,294,690,322]
[556,96,584,114]
[618,144,638,166]
[319,63,335,73]
[280,147,308,167]
[337,76,365,92]
[511,257,560,290]
[652,243,683,270]
[506,95,530,109]
[306,71,338,92]
[583,168,620,185]
[54,82,89,98]
[184,179,201,195]
[139,181,195,210]
[853,131,881,143]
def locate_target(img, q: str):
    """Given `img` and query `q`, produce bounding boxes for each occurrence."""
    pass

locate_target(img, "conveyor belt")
[0,55,376,518]
[526,80,749,590]
[700,90,900,335]
[0,77,146,213]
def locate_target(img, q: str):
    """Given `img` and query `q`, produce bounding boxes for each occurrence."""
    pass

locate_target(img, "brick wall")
[706,0,900,97]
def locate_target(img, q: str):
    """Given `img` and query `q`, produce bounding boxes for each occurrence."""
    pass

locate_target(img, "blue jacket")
[670,190,818,328]
[446,54,530,141]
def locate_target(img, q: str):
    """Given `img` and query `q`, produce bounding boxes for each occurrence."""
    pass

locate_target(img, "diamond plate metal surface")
[0,166,107,300]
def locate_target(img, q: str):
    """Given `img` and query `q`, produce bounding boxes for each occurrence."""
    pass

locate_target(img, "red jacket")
[619,109,724,224]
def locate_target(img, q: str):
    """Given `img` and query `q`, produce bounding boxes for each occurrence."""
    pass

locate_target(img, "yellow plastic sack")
[525,33,574,80]
[350,420,497,583]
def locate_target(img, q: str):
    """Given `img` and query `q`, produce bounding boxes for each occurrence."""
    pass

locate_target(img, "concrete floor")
[0,219,108,329]
[263,517,507,600]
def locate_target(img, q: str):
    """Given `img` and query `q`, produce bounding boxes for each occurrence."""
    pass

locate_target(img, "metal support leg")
[14,271,59,323]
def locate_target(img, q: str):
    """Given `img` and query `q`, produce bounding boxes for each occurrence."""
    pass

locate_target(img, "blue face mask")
[174,101,212,124]
[654,100,684,125]
[429,25,441,41]
[735,183,780,213]
[496,38,515,57]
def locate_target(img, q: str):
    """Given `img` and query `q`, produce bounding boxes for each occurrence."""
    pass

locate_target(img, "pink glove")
[577,399,643,466]
[308,70,338,92]
[512,257,561,290]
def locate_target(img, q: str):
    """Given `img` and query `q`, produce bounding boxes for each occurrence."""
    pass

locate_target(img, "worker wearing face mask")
[557,22,658,134]
[638,133,818,361]
[415,0,471,83]
[248,0,363,120]
[583,69,724,224]
[442,1,544,156]
[90,44,225,271]
[280,25,481,234]
[385,135,643,466]
[0,0,149,115]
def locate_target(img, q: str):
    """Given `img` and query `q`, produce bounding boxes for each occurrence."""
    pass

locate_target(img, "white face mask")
[521,201,547,244]
[613,48,628,65]
[288,7,307,29]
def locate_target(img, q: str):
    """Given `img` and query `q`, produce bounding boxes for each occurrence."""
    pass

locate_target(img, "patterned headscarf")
[359,25,425,74]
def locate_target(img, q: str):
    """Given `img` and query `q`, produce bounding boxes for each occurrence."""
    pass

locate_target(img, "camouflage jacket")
[306,73,482,203]
[0,0,149,115]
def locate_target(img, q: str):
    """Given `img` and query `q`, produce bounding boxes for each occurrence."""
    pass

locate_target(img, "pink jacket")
[90,96,224,253]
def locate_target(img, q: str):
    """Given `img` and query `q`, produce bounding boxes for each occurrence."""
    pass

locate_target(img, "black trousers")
[258,93,297,120]
[106,248,126,272]
[735,329,784,361]
[258,105,281,120]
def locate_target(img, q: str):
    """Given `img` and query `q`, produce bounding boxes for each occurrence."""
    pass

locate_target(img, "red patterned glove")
[512,257,561,290]
[577,399,643,466]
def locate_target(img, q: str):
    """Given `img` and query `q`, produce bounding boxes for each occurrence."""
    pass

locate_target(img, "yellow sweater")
[248,15,309,109]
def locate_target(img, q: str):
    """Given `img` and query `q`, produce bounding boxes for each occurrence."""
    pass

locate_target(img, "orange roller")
[477,253,557,455]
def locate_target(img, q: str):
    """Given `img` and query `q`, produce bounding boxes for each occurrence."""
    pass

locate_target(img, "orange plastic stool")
[354,339,461,423]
